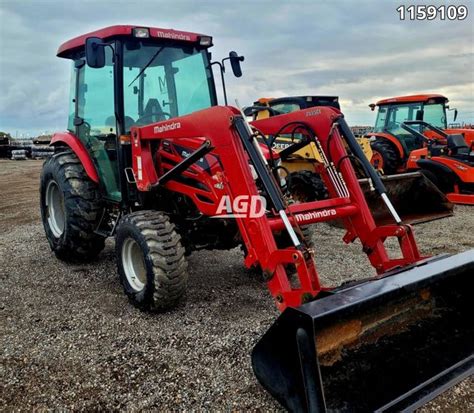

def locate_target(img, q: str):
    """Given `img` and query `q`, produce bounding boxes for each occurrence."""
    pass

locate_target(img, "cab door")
[75,45,121,202]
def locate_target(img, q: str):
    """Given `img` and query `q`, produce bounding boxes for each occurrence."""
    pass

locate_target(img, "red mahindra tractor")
[40,26,473,412]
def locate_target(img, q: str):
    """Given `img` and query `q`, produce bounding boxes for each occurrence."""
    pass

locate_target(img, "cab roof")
[376,94,448,106]
[57,25,211,58]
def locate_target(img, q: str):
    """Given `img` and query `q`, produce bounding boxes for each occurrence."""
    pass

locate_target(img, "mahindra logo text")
[305,109,321,117]
[155,31,191,41]
[154,122,181,134]
[213,195,267,218]
[295,209,337,222]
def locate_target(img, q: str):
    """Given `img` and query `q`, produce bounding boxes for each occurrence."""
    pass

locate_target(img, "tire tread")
[117,211,188,311]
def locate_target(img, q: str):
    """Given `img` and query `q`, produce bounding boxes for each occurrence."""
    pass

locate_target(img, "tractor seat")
[447,134,469,155]
[138,99,167,124]
[105,115,136,131]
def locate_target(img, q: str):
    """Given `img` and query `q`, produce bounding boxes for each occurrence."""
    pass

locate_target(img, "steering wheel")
[136,111,171,125]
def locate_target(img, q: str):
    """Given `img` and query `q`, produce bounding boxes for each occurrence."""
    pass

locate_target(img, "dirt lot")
[1,159,473,411]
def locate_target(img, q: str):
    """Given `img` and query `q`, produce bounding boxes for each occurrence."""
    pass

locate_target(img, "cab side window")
[67,62,76,133]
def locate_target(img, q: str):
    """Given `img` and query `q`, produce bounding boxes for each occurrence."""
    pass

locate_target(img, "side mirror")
[229,51,244,78]
[453,109,458,122]
[85,37,106,68]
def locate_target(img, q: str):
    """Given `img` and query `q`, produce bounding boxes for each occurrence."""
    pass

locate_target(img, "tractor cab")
[372,94,452,131]
[371,95,451,153]
[55,25,242,204]
[367,94,459,173]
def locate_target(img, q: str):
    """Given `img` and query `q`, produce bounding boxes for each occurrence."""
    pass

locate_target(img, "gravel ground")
[0,160,473,411]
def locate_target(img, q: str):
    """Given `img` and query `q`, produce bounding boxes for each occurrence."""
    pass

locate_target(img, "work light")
[133,28,150,38]
[199,36,213,46]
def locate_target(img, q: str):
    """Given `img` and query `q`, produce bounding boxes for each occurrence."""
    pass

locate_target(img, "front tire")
[287,170,328,202]
[280,170,328,248]
[420,168,455,194]
[115,211,188,311]
[40,151,105,261]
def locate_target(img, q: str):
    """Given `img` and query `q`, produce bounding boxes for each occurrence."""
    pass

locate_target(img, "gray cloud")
[0,0,472,136]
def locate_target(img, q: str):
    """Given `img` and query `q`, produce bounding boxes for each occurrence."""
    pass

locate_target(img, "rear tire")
[115,211,188,311]
[40,151,105,261]
[370,139,401,174]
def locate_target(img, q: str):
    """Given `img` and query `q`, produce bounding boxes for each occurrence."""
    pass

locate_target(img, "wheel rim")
[45,180,65,238]
[371,151,384,170]
[122,238,147,292]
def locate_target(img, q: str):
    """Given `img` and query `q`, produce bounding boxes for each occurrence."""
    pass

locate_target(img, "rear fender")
[50,132,99,183]
[446,128,474,146]
[368,132,405,158]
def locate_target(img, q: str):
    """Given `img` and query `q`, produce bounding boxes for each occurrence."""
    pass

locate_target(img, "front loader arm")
[130,105,423,310]
[131,106,322,309]
[251,106,423,271]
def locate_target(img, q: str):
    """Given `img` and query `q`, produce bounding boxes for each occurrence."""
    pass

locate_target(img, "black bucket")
[252,250,474,412]
[360,172,454,225]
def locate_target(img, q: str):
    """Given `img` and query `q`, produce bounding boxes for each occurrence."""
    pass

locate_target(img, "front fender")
[50,132,99,183]
[417,158,459,182]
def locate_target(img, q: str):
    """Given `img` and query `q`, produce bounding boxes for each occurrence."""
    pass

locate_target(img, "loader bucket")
[359,172,454,225]
[252,250,474,412]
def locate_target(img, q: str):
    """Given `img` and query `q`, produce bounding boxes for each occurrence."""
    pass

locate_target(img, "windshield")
[122,41,216,132]
[270,102,302,114]
[375,102,422,135]
[386,103,422,130]
[375,102,447,133]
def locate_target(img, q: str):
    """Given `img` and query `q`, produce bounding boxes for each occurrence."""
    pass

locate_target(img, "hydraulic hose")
[336,116,402,224]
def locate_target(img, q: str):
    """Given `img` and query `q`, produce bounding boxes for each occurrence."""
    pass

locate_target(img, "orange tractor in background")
[368,94,474,204]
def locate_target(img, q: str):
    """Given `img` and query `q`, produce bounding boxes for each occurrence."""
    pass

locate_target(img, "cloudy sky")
[0,0,473,137]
